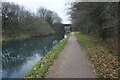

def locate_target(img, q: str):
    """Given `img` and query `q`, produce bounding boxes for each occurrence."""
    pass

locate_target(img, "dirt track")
[47,33,96,78]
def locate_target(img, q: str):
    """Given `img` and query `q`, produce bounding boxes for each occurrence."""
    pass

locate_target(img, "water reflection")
[2,33,64,78]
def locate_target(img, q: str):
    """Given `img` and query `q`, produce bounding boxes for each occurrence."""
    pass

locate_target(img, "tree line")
[69,2,118,51]
[2,2,63,42]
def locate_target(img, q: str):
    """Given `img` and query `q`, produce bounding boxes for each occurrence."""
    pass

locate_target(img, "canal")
[2,33,65,78]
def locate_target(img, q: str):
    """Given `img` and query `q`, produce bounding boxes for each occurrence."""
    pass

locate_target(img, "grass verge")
[23,34,70,78]
[75,32,119,78]
[2,34,31,44]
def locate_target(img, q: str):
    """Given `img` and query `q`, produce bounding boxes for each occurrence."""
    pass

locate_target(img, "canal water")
[2,33,65,78]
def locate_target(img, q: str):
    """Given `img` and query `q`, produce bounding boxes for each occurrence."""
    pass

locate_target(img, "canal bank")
[24,34,70,78]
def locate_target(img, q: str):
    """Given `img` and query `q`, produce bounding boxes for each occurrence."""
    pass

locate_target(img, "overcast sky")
[3,0,73,24]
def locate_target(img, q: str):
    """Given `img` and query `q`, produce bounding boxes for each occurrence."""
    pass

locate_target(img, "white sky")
[3,0,73,24]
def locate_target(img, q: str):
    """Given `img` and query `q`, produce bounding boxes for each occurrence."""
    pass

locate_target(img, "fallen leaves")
[75,33,119,78]
[87,47,119,78]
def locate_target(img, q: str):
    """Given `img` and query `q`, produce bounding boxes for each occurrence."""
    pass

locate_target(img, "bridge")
[63,24,72,33]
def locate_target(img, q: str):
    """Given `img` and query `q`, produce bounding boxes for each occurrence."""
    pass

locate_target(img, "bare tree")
[37,7,47,19]
[37,7,62,25]
[69,2,118,51]
[2,2,56,42]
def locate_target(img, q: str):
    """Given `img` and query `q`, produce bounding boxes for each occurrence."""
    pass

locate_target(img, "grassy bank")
[75,32,119,78]
[24,34,70,78]
[2,33,55,45]
[2,34,31,44]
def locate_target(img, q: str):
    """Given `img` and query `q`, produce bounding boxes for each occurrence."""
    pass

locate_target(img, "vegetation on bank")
[69,2,119,78]
[75,32,119,78]
[2,34,30,43]
[23,34,70,78]
[69,2,118,52]
[2,2,63,43]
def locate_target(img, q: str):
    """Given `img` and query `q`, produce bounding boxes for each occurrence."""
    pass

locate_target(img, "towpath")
[47,32,96,78]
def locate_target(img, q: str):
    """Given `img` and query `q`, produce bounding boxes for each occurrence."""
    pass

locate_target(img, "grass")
[23,34,70,78]
[2,34,30,44]
[75,32,119,78]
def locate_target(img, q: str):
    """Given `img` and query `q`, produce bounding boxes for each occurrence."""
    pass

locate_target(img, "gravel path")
[46,33,96,78]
